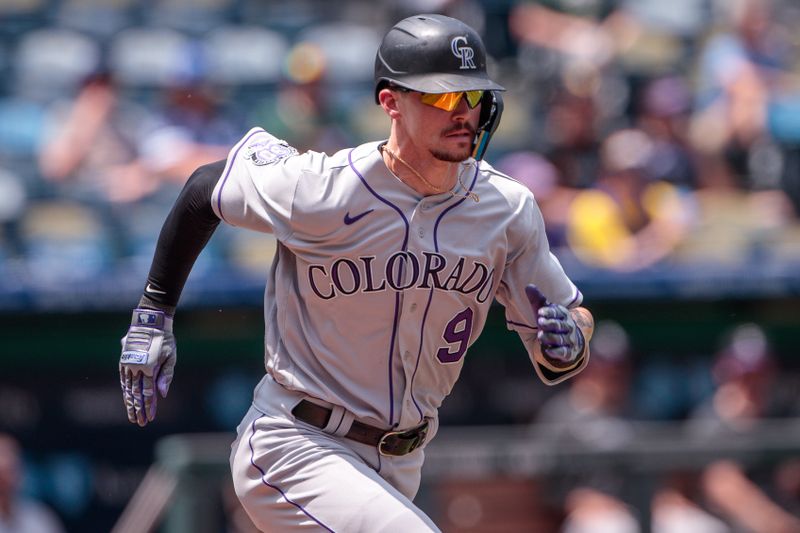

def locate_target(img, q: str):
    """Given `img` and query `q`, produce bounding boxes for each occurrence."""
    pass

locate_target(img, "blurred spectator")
[689,0,800,205]
[0,433,65,533]
[636,75,697,189]
[494,151,577,251]
[256,77,354,155]
[37,72,228,205]
[509,0,710,95]
[653,323,800,533]
[542,91,603,191]
[565,128,691,271]
[533,320,642,532]
[508,2,622,189]
[536,320,637,444]
[508,0,687,133]
[245,32,374,155]
[691,0,792,158]
[669,148,797,266]
[29,68,235,279]
[508,0,800,273]
[687,323,791,435]
[561,489,641,533]
[509,2,617,71]
[160,82,239,150]
[507,3,702,273]
[537,321,800,532]
[675,4,800,269]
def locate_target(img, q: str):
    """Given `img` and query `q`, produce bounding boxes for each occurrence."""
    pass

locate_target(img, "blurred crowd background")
[1,0,800,300]
[2,0,800,532]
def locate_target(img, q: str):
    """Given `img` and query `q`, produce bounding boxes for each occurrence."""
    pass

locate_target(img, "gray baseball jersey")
[212,127,583,432]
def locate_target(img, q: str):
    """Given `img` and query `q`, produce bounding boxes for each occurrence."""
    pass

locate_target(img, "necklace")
[380,145,479,203]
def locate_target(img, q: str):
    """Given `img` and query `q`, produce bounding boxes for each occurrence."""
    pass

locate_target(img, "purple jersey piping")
[247,415,334,532]
[507,319,537,330]
[408,163,480,421]
[215,128,264,224]
[568,289,583,308]
[348,147,409,427]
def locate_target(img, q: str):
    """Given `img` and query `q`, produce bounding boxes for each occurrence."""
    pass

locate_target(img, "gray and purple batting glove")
[119,308,176,426]
[526,285,585,366]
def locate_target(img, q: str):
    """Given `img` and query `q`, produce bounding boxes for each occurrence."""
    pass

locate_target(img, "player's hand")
[526,285,585,365]
[119,308,176,426]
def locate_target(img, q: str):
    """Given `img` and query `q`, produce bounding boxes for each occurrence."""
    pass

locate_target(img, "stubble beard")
[430,146,473,163]
[431,123,477,162]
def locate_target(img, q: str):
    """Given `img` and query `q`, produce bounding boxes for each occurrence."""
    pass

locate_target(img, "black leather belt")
[292,399,429,457]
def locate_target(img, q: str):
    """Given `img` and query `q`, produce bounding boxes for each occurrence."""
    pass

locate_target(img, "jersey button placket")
[401,208,427,423]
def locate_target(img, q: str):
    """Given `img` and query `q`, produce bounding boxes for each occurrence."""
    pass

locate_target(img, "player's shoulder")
[321,141,380,173]
[230,127,335,175]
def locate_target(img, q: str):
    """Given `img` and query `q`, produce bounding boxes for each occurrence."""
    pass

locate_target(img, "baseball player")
[119,14,594,532]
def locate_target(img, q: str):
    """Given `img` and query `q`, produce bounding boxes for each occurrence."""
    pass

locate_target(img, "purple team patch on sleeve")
[242,136,298,166]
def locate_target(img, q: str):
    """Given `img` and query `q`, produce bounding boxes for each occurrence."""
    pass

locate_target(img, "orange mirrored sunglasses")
[419,90,484,111]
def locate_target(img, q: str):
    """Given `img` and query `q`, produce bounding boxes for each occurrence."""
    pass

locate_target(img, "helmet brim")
[382,73,505,94]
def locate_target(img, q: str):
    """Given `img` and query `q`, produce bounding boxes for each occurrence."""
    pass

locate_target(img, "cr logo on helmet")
[451,36,476,70]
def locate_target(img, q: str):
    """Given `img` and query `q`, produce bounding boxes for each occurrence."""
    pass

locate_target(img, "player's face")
[397,90,482,163]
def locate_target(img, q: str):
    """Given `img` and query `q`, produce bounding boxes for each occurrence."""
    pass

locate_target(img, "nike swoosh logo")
[344,209,374,225]
[145,284,167,295]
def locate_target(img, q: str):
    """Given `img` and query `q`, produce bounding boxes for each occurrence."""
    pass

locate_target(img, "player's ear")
[378,88,402,119]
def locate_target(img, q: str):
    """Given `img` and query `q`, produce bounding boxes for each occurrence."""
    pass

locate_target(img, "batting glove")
[526,285,585,366]
[119,308,176,426]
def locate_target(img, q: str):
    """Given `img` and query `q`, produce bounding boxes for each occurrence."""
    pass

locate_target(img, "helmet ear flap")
[472,91,504,161]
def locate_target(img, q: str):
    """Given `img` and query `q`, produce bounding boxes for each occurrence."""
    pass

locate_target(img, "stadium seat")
[294,22,382,84]
[236,0,334,37]
[118,194,227,281]
[0,41,10,95]
[0,166,27,225]
[0,0,48,41]
[19,200,115,285]
[144,0,236,36]
[116,195,177,265]
[107,27,195,88]
[12,28,101,101]
[54,0,139,40]
[0,97,46,157]
[202,25,289,86]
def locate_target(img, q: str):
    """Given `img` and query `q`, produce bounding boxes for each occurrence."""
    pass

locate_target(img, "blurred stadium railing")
[112,420,800,533]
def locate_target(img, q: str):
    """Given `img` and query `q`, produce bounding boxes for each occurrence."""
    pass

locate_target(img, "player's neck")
[381,141,459,197]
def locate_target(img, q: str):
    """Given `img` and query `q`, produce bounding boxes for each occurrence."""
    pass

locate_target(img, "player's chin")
[431,143,473,163]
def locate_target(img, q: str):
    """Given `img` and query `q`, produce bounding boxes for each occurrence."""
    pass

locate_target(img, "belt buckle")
[378,420,429,457]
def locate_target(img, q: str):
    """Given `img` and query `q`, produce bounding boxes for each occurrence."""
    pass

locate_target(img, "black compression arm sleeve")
[139,159,225,311]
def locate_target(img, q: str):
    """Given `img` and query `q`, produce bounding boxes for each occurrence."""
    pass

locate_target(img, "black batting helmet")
[374,14,505,102]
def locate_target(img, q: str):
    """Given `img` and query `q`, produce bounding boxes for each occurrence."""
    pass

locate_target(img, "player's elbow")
[187,159,226,190]
[177,159,226,222]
